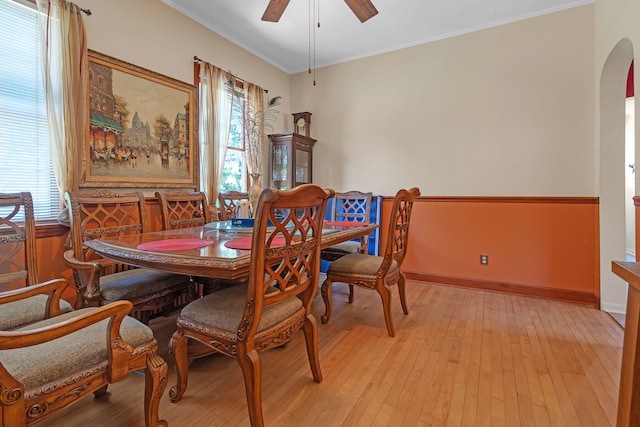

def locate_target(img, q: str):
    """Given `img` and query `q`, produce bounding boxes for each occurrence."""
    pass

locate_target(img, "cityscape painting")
[82,50,198,188]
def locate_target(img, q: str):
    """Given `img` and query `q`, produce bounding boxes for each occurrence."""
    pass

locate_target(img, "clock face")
[296,117,306,129]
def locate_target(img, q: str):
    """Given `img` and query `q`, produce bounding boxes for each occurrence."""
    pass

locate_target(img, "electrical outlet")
[480,255,489,265]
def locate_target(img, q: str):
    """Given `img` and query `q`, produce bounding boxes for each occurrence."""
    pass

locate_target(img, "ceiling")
[161,0,591,74]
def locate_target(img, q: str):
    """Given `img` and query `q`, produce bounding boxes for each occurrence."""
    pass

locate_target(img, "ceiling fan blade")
[344,0,378,23]
[261,0,291,22]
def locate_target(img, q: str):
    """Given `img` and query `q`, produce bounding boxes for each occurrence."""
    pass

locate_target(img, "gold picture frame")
[82,50,198,188]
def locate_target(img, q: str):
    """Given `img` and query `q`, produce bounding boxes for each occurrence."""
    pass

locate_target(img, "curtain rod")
[193,55,268,93]
[26,0,91,15]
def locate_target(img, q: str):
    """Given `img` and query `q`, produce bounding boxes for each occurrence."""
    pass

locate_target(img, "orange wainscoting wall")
[30,196,600,307]
[379,196,600,307]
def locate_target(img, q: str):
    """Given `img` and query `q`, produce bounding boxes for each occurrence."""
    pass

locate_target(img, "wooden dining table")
[84,221,378,281]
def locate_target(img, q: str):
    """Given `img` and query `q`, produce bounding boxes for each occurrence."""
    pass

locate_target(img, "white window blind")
[0,0,61,222]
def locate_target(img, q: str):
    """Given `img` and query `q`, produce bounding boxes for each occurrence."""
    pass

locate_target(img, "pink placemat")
[324,220,368,227]
[224,237,287,250]
[137,238,213,251]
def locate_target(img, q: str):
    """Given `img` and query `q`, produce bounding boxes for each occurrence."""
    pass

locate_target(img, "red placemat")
[137,238,213,251]
[324,220,368,227]
[224,237,287,250]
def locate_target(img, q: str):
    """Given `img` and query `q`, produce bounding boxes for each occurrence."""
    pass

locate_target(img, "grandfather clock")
[269,112,316,190]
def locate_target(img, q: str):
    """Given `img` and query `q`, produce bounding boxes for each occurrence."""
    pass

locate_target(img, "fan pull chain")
[308,0,312,75]
[313,0,317,86]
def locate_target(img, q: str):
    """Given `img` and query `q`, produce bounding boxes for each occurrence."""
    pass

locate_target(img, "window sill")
[36,222,69,239]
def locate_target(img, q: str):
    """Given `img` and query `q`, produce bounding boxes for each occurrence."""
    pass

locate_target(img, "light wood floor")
[37,281,624,426]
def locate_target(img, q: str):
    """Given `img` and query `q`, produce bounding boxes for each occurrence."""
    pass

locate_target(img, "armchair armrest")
[64,248,104,307]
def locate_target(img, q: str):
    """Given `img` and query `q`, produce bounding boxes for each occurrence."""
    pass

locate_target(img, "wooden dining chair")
[0,278,168,426]
[155,190,223,296]
[155,190,213,230]
[169,184,334,427]
[217,190,250,220]
[64,190,191,324]
[321,190,373,261]
[0,192,72,329]
[321,187,420,337]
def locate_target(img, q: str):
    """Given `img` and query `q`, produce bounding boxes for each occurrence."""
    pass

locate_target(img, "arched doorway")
[599,39,635,317]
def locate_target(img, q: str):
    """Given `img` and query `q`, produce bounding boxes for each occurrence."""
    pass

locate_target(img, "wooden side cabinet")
[268,132,316,190]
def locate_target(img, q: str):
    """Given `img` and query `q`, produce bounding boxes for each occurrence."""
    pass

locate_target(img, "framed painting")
[82,50,198,188]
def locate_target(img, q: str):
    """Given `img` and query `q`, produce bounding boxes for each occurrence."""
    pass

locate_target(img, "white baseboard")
[601,301,627,315]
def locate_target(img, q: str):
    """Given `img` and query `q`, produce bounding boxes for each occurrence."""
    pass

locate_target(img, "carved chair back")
[218,191,250,220]
[156,190,212,230]
[381,187,420,271]
[247,184,333,333]
[0,192,38,290]
[66,190,148,265]
[331,190,372,251]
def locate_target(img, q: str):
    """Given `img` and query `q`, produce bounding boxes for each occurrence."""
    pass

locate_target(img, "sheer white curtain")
[36,0,86,224]
[199,62,236,212]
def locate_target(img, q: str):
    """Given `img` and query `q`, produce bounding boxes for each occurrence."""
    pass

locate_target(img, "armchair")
[64,190,191,323]
[0,192,72,327]
[0,279,168,426]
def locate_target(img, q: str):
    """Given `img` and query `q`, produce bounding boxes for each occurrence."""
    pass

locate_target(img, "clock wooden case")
[269,112,316,190]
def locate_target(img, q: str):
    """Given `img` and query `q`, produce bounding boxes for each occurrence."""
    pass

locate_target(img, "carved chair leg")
[377,284,395,337]
[168,330,189,403]
[348,284,355,303]
[301,314,323,383]
[320,277,333,324]
[144,351,168,427]
[238,349,264,427]
[93,384,109,398]
[398,273,409,315]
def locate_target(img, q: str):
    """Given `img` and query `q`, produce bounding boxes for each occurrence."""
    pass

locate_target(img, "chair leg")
[320,277,333,324]
[301,314,323,383]
[398,273,409,315]
[168,330,189,403]
[348,284,355,303]
[377,284,395,337]
[93,384,108,398]
[238,349,264,427]
[144,351,168,427]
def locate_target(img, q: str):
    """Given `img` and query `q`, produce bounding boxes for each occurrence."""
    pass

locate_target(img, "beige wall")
[595,0,638,312]
[81,0,292,135]
[290,6,595,197]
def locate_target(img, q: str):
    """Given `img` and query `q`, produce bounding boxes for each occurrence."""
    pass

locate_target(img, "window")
[0,0,61,221]
[220,87,247,193]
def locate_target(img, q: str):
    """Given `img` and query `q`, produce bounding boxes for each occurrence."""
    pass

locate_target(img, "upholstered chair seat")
[0,294,72,330]
[100,269,189,302]
[319,240,362,261]
[326,253,399,286]
[179,284,303,335]
[2,308,154,390]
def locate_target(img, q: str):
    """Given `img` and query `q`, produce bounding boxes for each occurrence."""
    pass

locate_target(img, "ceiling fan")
[261,0,378,23]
